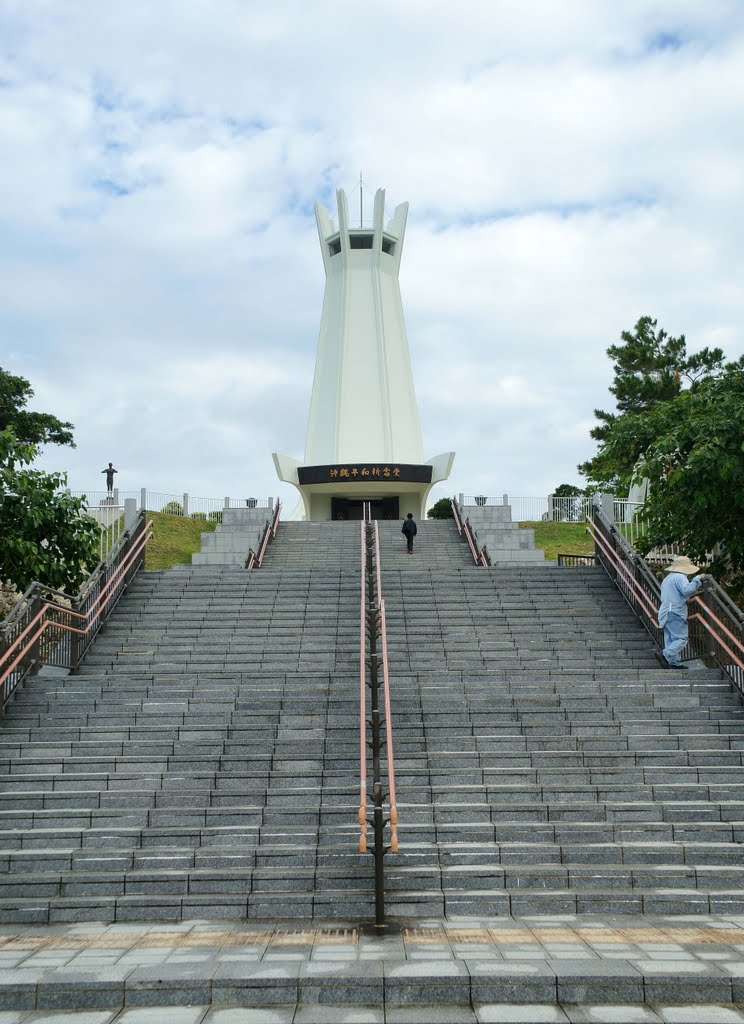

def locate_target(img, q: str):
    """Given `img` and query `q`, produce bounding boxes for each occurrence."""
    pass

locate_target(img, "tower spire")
[273,185,455,520]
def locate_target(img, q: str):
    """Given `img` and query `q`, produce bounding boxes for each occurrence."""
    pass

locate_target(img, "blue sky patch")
[647,31,685,52]
[92,178,129,198]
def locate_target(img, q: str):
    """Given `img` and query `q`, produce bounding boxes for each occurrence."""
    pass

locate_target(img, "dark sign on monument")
[297,464,433,486]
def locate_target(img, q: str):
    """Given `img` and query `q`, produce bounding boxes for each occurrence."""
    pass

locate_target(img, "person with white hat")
[657,555,710,669]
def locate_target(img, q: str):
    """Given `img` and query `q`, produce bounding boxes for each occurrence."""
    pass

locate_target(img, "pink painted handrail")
[246,501,282,569]
[589,504,744,687]
[689,598,744,672]
[689,612,744,671]
[378,596,398,852]
[451,500,489,566]
[1,519,153,703]
[374,520,383,610]
[691,595,744,653]
[373,523,398,851]
[588,521,660,623]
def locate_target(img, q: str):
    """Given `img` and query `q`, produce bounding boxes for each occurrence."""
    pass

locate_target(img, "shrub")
[0,579,22,620]
[427,497,455,520]
[1,428,100,594]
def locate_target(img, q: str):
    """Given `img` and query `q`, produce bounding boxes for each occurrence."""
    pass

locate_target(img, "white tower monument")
[273,186,454,521]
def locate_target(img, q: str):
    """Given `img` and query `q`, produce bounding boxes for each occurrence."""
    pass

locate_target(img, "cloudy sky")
[2,1,743,510]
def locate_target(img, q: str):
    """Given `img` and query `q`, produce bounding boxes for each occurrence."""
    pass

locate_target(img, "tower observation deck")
[273,187,454,521]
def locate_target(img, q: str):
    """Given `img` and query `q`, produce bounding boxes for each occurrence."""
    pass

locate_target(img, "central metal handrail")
[358,519,368,855]
[358,510,398,925]
[588,502,744,693]
[451,499,490,566]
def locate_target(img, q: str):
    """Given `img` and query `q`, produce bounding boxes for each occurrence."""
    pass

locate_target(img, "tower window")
[328,239,341,256]
[381,238,395,255]
[349,234,373,249]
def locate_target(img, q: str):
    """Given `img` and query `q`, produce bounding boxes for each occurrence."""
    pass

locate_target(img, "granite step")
[2,516,743,937]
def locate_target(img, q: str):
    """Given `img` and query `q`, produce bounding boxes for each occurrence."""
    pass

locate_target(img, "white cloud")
[1,0,742,510]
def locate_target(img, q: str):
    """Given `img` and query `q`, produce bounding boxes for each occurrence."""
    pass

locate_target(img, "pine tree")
[579,316,724,489]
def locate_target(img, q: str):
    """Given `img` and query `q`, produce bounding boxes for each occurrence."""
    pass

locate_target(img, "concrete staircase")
[192,506,275,566]
[464,502,547,564]
[1,518,742,928]
[2,520,740,929]
[375,522,744,918]
[0,524,375,924]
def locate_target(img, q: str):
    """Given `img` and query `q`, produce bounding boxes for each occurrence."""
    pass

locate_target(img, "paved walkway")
[5,915,744,1020]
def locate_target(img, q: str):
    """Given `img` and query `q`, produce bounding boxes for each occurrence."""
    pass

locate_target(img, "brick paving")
[3,914,744,1018]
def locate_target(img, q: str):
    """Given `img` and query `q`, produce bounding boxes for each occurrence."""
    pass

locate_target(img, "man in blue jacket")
[657,555,710,669]
[401,513,417,554]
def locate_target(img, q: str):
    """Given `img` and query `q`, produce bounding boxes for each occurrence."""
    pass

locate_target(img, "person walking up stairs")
[401,512,417,554]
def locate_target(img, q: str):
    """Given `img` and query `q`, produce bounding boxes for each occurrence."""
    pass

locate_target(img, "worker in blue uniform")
[657,555,710,669]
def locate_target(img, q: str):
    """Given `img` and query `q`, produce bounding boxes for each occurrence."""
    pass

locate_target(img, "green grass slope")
[144,511,216,570]
[520,521,594,561]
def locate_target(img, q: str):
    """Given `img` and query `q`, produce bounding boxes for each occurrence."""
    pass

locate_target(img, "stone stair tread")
[2,515,742,931]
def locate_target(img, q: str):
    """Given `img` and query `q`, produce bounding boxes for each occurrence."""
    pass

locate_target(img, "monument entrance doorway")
[331,496,399,521]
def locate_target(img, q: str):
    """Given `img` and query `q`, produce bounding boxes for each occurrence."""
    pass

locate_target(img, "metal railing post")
[700,583,719,668]
[630,557,642,618]
[609,525,619,583]
[373,779,385,926]
[69,598,81,670]
[124,498,137,531]
[26,594,43,680]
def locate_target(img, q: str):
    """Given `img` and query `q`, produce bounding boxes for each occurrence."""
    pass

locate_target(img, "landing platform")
[5,913,744,1018]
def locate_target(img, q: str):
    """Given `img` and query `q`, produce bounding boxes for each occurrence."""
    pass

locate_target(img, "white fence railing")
[461,494,655,525]
[461,493,685,563]
[68,490,273,518]
[84,504,126,562]
[462,494,595,522]
[56,489,273,566]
